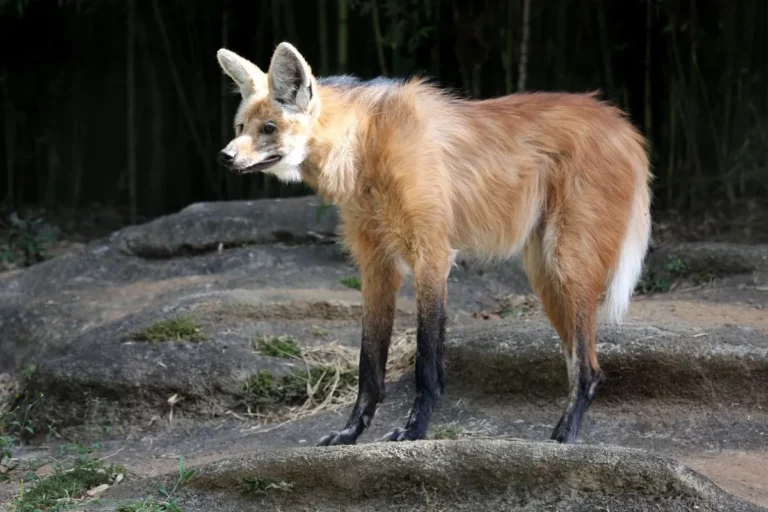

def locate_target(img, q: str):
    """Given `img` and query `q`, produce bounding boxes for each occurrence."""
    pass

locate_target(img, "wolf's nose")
[218,148,236,166]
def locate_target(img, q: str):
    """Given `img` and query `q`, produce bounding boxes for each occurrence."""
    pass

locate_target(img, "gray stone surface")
[87,440,766,511]
[2,196,768,510]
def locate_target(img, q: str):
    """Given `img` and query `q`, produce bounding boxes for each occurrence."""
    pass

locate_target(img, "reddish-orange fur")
[305,82,649,344]
[218,43,653,444]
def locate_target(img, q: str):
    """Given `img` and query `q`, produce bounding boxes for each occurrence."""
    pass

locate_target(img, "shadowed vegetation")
[0,0,765,230]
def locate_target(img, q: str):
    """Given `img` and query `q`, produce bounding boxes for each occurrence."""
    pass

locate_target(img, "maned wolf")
[216,42,652,446]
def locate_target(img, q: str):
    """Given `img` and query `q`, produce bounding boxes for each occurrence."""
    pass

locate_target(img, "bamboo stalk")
[644,0,652,143]
[272,0,282,45]
[220,3,233,199]
[596,1,614,93]
[371,0,388,76]
[284,0,299,44]
[667,82,676,206]
[2,75,15,207]
[318,0,329,75]
[556,0,567,89]
[337,0,348,73]
[500,1,514,93]
[517,0,531,91]
[151,0,221,198]
[127,0,137,222]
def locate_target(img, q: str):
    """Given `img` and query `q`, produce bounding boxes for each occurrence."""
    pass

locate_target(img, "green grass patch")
[12,444,124,511]
[129,316,206,342]
[241,476,293,497]
[339,276,362,290]
[254,334,302,359]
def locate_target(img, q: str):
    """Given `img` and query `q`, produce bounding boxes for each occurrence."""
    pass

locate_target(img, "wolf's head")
[216,42,320,183]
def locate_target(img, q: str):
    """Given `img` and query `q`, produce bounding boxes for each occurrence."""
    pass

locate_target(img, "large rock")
[116,196,340,258]
[87,439,766,511]
[646,242,768,277]
[445,322,768,405]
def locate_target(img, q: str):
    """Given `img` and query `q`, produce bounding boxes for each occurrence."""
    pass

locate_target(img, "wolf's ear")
[267,42,317,114]
[216,48,268,99]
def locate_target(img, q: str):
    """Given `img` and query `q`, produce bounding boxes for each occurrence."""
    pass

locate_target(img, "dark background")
[1,0,766,224]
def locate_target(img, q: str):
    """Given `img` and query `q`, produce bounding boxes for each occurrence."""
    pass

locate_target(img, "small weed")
[635,275,671,294]
[315,201,334,222]
[1,434,15,481]
[116,456,194,512]
[129,316,206,343]
[117,498,183,512]
[690,269,721,283]
[665,257,686,276]
[12,446,124,511]
[432,426,461,440]
[1,391,45,443]
[0,434,15,458]
[339,276,362,290]
[310,326,327,337]
[241,476,293,496]
[0,213,59,269]
[254,334,302,359]
[636,257,689,295]
[21,364,36,382]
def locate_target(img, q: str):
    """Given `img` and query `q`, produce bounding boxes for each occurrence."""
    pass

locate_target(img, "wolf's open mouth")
[240,155,282,174]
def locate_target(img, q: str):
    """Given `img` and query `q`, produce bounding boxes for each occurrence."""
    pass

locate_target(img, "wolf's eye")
[261,121,277,135]
[235,123,244,135]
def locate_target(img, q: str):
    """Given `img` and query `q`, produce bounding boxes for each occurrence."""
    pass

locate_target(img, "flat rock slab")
[445,321,768,405]
[88,439,767,511]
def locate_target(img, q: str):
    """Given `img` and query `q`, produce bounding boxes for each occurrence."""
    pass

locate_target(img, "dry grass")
[243,329,417,430]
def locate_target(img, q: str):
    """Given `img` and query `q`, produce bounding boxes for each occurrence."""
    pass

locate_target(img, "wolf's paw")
[379,427,422,442]
[316,429,357,446]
